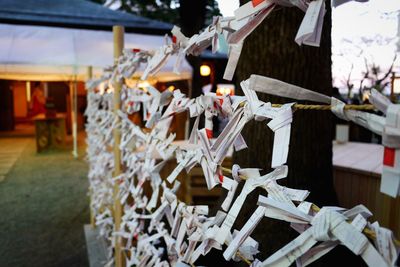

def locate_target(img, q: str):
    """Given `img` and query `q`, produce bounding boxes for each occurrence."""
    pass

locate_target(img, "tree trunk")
[230,2,365,266]
[179,0,207,36]
[235,1,336,207]
[179,0,207,97]
[179,0,207,133]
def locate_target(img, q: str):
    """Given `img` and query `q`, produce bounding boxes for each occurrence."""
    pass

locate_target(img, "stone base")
[84,224,109,267]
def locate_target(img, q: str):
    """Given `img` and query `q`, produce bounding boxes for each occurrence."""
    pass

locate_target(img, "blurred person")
[31,82,46,116]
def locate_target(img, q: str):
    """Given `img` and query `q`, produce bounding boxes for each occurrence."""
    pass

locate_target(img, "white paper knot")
[311,208,368,256]
[232,164,241,181]
[311,208,339,242]
[370,89,390,115]
[383,104,400,148]
[331,97,348,121]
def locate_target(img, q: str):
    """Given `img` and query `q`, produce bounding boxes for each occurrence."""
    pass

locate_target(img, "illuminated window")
[216,84,235,96]
[393,77,400,94]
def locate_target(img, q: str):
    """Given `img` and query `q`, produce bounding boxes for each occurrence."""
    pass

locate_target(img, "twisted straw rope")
[272,104,375,110]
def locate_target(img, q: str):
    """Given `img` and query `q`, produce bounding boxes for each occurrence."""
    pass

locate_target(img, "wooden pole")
[86,66,96,228]
[87,66,93,79]
[68,78,78,158]
[113,25,124,267]
[72,74,78,158]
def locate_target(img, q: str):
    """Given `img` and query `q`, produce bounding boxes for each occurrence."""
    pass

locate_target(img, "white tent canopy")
[0,23,192,158]
[0,23,192,82]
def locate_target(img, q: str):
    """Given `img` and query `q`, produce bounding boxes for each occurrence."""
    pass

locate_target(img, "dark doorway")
[48,82,69,112]
[0,80,14,131]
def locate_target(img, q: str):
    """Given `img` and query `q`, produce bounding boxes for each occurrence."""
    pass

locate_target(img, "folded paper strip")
[85,0,399,266]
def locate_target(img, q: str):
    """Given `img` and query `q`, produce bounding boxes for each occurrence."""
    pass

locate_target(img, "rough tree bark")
[235,1,336,205]
[179,0,207,99]
[229,1,365,266]
[178,1,364,265]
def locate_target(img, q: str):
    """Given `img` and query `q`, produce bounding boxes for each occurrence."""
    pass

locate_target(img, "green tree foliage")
[89,0,220,27]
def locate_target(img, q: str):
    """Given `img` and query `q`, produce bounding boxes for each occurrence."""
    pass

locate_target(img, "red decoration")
[383,147,395,167]
[218,174,224,183]
[252,0,264,7]
[206,128,213,139]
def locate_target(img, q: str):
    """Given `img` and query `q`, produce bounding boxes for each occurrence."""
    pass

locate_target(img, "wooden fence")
[334,166,400,237]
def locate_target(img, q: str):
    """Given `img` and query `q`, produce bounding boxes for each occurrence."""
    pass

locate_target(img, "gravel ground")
[0,137,89,267]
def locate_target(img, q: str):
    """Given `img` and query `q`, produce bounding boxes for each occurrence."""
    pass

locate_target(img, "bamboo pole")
[72,74,78,158]
[113,25,124,267]
[68,77,78,158]
[86,66,96,228]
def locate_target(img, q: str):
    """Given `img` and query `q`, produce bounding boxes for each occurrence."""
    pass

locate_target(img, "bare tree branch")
[376,54,397,85]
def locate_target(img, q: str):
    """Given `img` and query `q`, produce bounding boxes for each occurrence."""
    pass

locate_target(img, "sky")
[331,0,400,94]
[216,0,400,94]
[216,0,240,17]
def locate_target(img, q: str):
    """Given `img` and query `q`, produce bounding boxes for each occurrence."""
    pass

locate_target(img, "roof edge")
[0,18,172,35]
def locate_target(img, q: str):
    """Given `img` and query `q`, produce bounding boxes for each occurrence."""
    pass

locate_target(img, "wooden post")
[68,77,78,158]
[72,75,78,158]
[113,25,124,267]
[86,66,96,228]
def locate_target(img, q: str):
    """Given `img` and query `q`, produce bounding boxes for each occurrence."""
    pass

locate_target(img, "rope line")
[220,167,400,247]
[271,104,375,110]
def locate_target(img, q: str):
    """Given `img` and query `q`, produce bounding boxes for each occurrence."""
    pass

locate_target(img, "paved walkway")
[0,137,89,267]
[0,138,29,181]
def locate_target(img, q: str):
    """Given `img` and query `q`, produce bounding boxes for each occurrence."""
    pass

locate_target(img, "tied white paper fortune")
[241,78,294,168]
[214,166,288,245]
[245,74,400,198]
[257,195,389,267]
[119,0,356,83]
[85,69,399,266]
[141,35,178,80]
[85,0,397,263]
[294,0,325,47]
